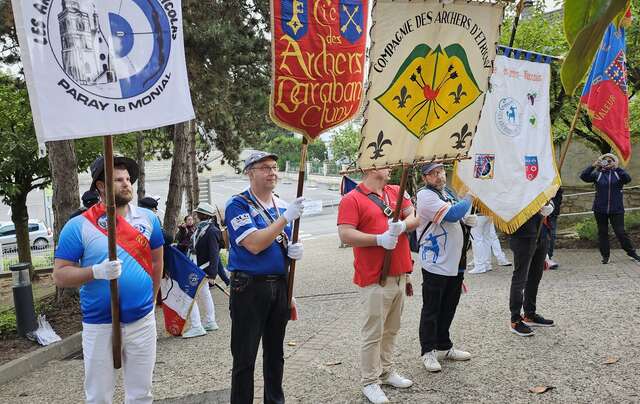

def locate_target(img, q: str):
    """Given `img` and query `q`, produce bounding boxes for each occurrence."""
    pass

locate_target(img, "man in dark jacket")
[509,201,556,337]
[69,190,100,219]
[580,153,640,264]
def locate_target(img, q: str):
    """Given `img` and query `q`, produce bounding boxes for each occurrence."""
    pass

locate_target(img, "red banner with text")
[270,0,368,140]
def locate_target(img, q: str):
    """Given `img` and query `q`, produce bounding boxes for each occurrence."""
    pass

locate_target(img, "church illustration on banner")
[57,0,117,86]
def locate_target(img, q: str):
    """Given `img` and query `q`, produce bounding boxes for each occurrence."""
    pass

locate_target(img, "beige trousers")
[359,275,405,386]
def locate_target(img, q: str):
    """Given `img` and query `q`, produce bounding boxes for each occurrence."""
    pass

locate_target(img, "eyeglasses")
[251,165,278,173]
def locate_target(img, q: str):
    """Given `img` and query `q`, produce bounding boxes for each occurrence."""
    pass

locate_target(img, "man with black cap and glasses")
[52,156,164,404]
[224,151,305,404]
[415,162,477,374]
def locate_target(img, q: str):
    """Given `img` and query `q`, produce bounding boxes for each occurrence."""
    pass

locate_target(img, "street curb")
[0,330,82,386]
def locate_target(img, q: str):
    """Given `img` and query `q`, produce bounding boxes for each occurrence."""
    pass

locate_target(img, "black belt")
[231,271,286,282]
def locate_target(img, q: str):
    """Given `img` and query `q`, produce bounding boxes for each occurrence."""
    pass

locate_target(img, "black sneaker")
[510,320,534,337]
[523,313,555,327]
[629,253,640,264]
[602,257,609,264]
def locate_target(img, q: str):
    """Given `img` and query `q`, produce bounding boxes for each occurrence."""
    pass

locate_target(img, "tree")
[0,75,50,273]
[331,124,362,165]
[182,0,278,168]
[504,2,639,155]
[163,122,190,238]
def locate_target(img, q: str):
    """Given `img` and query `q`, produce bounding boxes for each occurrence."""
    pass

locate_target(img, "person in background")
[468,215,511,274]
[175,215,196,255]
[544,187,563,270]
[580,153,640,265]
[69,189,100,219]
[138,196,173,244]
[181,202,223,338]
[508,201,556,337]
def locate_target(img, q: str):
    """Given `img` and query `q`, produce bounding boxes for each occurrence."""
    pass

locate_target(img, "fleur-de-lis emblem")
[367,131,393,160]
[393,86,412,108]
[450,123,472,150]
[449,83,467,104]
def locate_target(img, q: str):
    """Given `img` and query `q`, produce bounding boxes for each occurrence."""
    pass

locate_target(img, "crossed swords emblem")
[341,4,362,34]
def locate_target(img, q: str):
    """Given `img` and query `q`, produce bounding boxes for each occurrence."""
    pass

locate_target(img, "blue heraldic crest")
[281,0,308,40]
[339,0,364,43]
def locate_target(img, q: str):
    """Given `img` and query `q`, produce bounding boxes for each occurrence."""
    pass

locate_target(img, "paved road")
[0,173,342,238]
[2,241,640,403]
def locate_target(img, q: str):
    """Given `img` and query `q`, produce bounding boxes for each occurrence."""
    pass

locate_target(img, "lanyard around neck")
[248,190,280,223]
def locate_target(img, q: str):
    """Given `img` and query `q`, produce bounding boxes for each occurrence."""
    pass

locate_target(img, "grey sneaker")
[422,350,442,372]
[362,383,389,404]
[437,348,471,361]
[182,325,206,338]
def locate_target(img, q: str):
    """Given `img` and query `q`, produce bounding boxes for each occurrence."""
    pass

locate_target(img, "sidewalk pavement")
[2,235,640,403]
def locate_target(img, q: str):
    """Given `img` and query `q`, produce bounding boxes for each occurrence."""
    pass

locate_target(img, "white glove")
[287,242,304,261]
[387,219,407,237]
[376,231,398,250]
[92,259,122,280]
[283,197,305,223]
[540,203,554,217]
[463,214,478,227]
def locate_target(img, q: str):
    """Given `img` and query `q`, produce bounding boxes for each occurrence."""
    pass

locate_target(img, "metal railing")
[0,245,55,273]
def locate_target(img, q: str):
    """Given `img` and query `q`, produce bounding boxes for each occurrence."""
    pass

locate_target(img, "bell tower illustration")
[58,0,117,85]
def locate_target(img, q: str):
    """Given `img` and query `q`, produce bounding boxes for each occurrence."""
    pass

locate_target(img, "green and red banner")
[270,0,368,140]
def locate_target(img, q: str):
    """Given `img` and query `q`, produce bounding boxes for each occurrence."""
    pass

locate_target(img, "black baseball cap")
[81,189,100,208]
[138,196,160,210]
[89,156,139,192]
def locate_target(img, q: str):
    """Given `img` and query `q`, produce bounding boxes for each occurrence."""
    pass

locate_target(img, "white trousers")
[82,311,156,404]
[188,284,216,328]
[470,216,508,270]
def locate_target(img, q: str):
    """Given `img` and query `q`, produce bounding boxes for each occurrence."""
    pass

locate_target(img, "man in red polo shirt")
[338,167,419,404]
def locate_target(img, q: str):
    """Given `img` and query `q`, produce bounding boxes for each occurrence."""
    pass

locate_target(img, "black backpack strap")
[355,187,393,217]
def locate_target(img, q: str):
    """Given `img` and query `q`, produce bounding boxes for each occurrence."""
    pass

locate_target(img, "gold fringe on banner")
[451,173,561,234]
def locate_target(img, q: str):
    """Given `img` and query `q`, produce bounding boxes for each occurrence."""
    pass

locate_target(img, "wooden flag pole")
[379,165,410,286]
[508,0,527,48]
[533,102,582,248]
[287,137,309,308]
[558,102,582,173]
[103,136,122,369]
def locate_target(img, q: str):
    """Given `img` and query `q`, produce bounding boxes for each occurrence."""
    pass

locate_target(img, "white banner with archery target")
[11,0,194,143]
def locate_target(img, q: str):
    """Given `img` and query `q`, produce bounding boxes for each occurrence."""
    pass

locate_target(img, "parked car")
[0,221,53,253]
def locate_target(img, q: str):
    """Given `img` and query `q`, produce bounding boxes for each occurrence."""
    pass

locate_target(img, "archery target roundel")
[47,0,172,99]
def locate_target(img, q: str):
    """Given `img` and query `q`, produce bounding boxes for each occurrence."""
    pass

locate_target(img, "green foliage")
[0,75,50,204]
[503,2,639,154]
[575,210,640,240]
[260,134,328,170]
[0,309,17,337]
[561,0,629,94]
[331,124,361,164]
[183,0,279,168]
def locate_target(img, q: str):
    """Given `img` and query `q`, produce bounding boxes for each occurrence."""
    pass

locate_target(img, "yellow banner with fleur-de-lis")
[357,0,504,170]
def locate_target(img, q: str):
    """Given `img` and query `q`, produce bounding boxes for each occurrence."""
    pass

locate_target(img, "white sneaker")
[182,325,206,338]
[421,350,442,372]
[467,266,488,274]
[362,383,389,404]
[498,260,512,267]
[437,348,471,361]
[382,371,413,388]
[203,321,219,331]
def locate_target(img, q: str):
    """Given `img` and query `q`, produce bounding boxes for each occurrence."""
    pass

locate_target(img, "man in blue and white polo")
[53,156,164,404]
[225,151,305,404]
